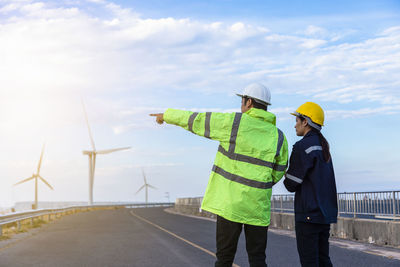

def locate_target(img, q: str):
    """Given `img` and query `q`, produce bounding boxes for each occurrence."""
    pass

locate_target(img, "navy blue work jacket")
[284,131,338,224]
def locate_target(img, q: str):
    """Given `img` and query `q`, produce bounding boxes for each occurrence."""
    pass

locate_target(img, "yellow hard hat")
[291,102,324,129]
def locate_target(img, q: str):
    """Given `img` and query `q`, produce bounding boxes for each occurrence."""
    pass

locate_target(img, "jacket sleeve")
[163,108,233,142]
[272,133,289,185]
[284,143,313,192]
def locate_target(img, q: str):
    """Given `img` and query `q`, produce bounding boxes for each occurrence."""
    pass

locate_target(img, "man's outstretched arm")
[150,109,234,142]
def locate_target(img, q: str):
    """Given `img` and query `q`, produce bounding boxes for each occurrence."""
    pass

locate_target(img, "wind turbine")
[135,169,157,203]
[14,144,53,210]
[82,99,131,205]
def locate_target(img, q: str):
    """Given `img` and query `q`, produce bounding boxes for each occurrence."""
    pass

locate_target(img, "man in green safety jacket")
[150,83,288,267]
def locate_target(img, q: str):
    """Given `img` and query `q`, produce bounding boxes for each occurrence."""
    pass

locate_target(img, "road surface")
[0,207,399,266]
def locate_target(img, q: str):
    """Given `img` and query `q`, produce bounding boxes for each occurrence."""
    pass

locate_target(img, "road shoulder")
[165,208,400,261]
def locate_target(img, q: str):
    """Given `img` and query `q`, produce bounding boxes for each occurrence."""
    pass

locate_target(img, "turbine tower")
[135,169,157,203]
[14,144,53,210]
[82,99,131,205]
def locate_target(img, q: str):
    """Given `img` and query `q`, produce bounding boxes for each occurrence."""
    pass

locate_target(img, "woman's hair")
[243,96,268,111]
[299,116,331,162]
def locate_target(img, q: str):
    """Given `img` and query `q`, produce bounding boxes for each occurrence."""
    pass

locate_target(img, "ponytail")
[298,116,331,162]
[315,130,331,162]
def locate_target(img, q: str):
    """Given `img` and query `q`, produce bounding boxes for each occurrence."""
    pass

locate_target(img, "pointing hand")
[150,113,164,124]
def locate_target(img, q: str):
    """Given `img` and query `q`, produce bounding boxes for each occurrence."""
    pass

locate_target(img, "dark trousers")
[295,221,333,267]
[215,215,268,267]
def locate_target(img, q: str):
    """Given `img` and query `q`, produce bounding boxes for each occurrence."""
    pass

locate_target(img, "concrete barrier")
[174,197,400,248]
[174,197,216,219]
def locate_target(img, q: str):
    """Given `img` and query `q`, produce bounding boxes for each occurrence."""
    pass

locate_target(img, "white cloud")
[0,2,20,13]
[304,25,326,36]
[264,34,327,49]
[0,0,399,131]
[381,26,400,36]
[326,105,400,119]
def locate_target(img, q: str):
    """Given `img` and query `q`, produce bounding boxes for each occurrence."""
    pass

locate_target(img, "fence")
[271,191,400,219]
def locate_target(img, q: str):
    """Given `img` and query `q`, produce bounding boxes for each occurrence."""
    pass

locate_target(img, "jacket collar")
[245,108,276,125]
[304,130,318,138]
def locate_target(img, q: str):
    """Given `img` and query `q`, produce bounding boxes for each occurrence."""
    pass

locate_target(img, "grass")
[1,218,48,240]
[32,219,46,228]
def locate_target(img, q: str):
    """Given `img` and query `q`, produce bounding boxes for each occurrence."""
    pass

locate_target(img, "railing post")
[280,196,283,212]
[337,193,340,217]
[353,193,356,218]
[271,196,274,212]
[0,225,2,236]
[393,191,396,217]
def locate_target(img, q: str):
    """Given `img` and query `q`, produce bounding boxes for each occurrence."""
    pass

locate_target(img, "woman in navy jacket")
[284,102,338,267]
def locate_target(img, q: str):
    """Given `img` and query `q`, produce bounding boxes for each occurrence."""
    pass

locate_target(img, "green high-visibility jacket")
[164,107,289,226]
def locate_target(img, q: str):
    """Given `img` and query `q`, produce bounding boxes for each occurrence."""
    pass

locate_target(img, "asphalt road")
[0,207,399,267]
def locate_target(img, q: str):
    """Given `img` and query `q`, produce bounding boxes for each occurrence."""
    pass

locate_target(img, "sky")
[0,0,399,207]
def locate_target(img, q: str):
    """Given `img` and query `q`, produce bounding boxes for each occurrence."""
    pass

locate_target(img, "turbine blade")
[38,175,54,190]
[14,176,35,186]
[37,143,45,175]
[82,98,96,151]
[135,184,145,195]
[142,168,147,184]
[95,147,131,154]
[147,184,157,190]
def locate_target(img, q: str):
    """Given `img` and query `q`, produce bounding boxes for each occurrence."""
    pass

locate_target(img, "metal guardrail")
[0,202,174,236]
[271,191,400,219]
[338,191,400,218]
[271,194,295,213]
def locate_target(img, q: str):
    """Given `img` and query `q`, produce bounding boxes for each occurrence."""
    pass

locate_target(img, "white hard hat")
[236,83,271,105]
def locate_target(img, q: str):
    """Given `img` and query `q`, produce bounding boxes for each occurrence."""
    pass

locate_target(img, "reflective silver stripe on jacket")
[228,113,242,153]
[285,173,303,184]
[212,165,273,189]
[204,112,211,138]
[305,146,322,154]
[218,145,286,171]
[188,112,199,133]
[219,112,286,172]
[276,128,284,157]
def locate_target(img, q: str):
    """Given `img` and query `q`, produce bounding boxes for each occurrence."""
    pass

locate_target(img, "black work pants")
[295,221,333,267]
[215,215,268,267]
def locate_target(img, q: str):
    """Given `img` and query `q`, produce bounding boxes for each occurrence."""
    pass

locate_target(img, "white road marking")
[130,210,241,267]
